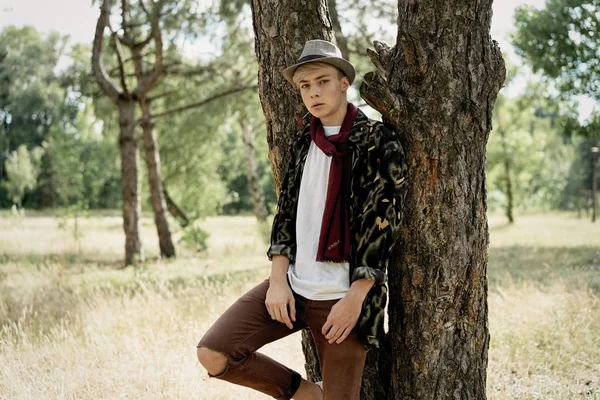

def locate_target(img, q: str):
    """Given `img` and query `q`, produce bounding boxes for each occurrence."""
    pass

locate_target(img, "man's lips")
[311,103,324,109]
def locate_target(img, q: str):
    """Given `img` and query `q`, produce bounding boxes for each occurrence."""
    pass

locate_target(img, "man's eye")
[301,84,309,89]
[320,80,329,84]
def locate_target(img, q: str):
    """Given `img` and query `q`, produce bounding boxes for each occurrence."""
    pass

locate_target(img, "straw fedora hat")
[282,39,356,85]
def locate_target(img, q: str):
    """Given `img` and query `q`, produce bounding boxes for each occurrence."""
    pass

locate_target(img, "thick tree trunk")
[250,0,333,386]
[119,99,144,266]
[360,1,505,398]
[140,99,176,258]
[241,123,268,222]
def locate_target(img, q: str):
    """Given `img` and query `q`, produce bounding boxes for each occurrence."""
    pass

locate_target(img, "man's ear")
[341,76,350,92]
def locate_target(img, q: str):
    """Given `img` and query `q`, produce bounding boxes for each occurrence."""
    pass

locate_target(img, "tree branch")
[92,0,121,103]
[140,85,258,123]
[109,25,130,97]
[163,64,217,77]
[147,90,176,102]
[132,0,165,99]
[359,70,405,130]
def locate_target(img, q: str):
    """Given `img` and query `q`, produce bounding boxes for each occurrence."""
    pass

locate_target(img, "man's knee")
[197,346,228,376]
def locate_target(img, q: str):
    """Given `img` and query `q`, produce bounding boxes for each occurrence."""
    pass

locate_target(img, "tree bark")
[240,122,268,222]
[140,99,176,257]
[119,99,144,266]
[360,1,505,398]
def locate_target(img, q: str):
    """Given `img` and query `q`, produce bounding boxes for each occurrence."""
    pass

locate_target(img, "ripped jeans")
[197,278,367,399]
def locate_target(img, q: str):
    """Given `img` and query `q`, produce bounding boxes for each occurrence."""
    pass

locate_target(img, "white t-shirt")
[287,125,350,300]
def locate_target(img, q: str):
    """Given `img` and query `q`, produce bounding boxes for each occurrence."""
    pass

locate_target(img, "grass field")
[0,211,599,399]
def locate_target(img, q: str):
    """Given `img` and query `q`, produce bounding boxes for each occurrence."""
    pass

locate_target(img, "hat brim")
[283,56,355,85]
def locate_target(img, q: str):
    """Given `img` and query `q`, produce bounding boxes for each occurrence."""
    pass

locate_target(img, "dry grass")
[1,211,599,399]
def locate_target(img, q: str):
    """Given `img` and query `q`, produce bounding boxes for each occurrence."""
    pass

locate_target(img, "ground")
[0,210,599,399]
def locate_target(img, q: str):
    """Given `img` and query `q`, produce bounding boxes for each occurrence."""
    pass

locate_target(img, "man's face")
[296,64,349,123]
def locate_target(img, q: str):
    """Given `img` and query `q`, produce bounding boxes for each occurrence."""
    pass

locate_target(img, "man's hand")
[321,295,362,344]
[265,279,296,329]
[322,278,374,344]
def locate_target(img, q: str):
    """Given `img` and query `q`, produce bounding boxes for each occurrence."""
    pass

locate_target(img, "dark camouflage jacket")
[267,108,408,350]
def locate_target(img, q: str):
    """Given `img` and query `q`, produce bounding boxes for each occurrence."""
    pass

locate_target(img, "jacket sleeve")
[351,124,407,286]
[266,140,298,263]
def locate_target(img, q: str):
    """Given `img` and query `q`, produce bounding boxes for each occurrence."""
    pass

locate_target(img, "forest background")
[1,0,598,227]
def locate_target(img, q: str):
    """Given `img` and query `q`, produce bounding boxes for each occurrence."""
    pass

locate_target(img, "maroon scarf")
[310,102,358,263]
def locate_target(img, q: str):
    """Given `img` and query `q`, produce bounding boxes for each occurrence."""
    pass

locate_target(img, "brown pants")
[197,278,367,399]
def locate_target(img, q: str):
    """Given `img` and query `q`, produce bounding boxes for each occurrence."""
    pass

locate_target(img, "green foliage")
[33,101,121,210]
[2,144,43,208]
[151,16,271,217]
[513,1,600,101]
[487,82,576,213]
[178,221,210,253]
[557,136,600,211]
[0,26,70,152]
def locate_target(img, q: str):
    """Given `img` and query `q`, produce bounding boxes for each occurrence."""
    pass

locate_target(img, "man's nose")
[310,87,321,97]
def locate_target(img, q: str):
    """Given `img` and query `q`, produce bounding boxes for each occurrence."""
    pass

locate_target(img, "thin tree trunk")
[360,1,505,398]
[327,0,350,60]
[499,128,514,223]
[140,99,176,257]
[163,186,190,227]
[250,0,333,386]
[119,99,144,266]
[240,122,268,222]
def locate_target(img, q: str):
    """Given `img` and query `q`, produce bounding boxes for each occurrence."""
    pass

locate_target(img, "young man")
[197,39,407,400]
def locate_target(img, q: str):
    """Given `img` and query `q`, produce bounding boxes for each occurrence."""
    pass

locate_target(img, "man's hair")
[292,62,346,87]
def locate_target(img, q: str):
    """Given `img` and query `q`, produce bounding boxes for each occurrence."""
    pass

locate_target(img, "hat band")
[297,54,328,63]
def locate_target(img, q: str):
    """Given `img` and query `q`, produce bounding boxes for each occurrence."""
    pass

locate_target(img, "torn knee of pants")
[207,362,230,378]
[197,345,232,378]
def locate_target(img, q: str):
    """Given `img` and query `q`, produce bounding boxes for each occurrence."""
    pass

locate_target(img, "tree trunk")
[250,0,333,189]
[499,129,514,223]
[360,1,505,398]
[250,0,333,386]
[140,99,176,258]
[327,0,350,60]
[240,122,268,222]
[92,0,163,267]
[119,99,144,266]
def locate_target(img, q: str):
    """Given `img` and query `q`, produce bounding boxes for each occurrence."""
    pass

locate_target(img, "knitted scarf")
[310,102,358,263]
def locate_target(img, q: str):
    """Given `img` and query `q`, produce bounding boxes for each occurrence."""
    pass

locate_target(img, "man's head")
[283,40,355,123]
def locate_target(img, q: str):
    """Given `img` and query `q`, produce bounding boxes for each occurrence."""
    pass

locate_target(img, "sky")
[0,0,541,53]
[0,0,595,120]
